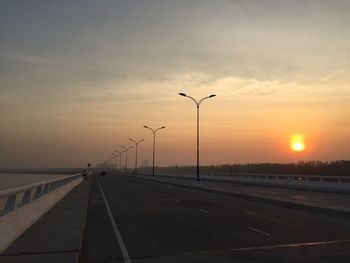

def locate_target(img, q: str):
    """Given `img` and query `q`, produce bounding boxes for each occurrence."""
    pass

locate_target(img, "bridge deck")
[80,174,350,262]
[2,174,350,262]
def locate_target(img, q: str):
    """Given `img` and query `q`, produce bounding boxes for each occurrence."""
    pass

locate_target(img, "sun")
[290,134,305,152]
[291,142,305,152]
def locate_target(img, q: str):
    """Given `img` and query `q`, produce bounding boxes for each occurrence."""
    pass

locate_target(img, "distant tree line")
[139,160,350,176]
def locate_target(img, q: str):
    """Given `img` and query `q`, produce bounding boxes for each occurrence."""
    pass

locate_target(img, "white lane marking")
[242,210,283,224]
[199,208,209,213]
[164,198,179,202]
[97,176,132,263]
[178,197,230,201]
[180,239,350,255]
[229,239,350,252]
[248,227,272,236]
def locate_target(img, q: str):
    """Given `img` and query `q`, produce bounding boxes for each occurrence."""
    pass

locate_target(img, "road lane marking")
[97,176,132,263]
[242,210,283,224]
[161,196,230,202]
[229,239,350,252]
[199,208,209,213]
[164,198,179,202]
[180,239,350,255]
[248,227,272,236]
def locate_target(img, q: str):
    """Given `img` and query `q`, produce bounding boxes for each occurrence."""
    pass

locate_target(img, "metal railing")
[0,173,82,217]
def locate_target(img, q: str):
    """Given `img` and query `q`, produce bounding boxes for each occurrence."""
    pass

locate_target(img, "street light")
[144,125,165,177]
[179,92,216,183]
[105,153,114,170]
[121,146,133,174]
[105,153,113,163]
[119,150,123,174]
[115,150,121,173]
[112,153,116,170]
[129,138,145,175]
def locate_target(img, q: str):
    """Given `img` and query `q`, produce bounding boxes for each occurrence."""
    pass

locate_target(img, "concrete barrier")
[0,174,83,253]
[139,172,350,193]
[205,173,350,193]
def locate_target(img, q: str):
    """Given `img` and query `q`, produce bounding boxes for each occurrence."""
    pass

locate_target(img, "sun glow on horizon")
[290,134,305,152]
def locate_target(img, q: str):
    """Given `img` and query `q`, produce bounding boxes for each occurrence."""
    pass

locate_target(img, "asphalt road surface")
[79,174,350,262]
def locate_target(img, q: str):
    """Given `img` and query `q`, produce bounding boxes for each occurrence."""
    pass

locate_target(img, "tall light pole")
[119,150,123,174]
[115,150,121,173]
[121,146,133,174]
[129,138,145,175]
[179,92,216,183]
[106,153,114,170]
[113,153,116,170]
[144,125,165,177]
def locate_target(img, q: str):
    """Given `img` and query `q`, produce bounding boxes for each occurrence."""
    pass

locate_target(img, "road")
[80,174,350,262]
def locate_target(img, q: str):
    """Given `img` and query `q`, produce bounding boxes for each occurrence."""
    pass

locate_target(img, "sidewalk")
[132,174,350,217]
[0,176,93,263]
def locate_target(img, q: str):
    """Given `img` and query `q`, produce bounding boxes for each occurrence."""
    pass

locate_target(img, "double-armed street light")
[129,138,145,175]
[115,150,122,173]
[179,92,216,183]
[105,153,114,169]
[144,125,165,177]
[121,146,133,174]
[105,153,113,163]
[119,150,124,174]
[112,153,117,170]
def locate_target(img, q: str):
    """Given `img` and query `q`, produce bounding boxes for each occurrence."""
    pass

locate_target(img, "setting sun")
[290,134,305,152]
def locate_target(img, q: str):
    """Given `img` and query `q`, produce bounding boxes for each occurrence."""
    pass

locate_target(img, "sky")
[0,0,349,168]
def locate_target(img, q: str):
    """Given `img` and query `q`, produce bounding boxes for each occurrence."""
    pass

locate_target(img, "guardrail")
[0,173,82,217]
[0,173,85,253]
[138,172,350,193]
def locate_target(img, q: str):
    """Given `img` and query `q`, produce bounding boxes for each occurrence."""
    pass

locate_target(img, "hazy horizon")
[1,0,349,168]
[1,160,350,170]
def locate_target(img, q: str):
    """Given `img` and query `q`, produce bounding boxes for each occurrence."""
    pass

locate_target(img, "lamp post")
[129,138,145,175]
[112,153,117,170]
[106,154,114,170]
[179,92,216,183]
[121,146,133,174]
[115,150,121,173]
[119,150,123,174]
[144,126,165,177]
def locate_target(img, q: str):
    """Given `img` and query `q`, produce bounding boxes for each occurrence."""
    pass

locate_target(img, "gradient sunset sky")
[1,0,349,168]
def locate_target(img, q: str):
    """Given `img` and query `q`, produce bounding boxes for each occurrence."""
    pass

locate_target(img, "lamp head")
[209,94,216,98]
[161,126,165,129]
[179,93,187,97]
[143,125,148,128]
